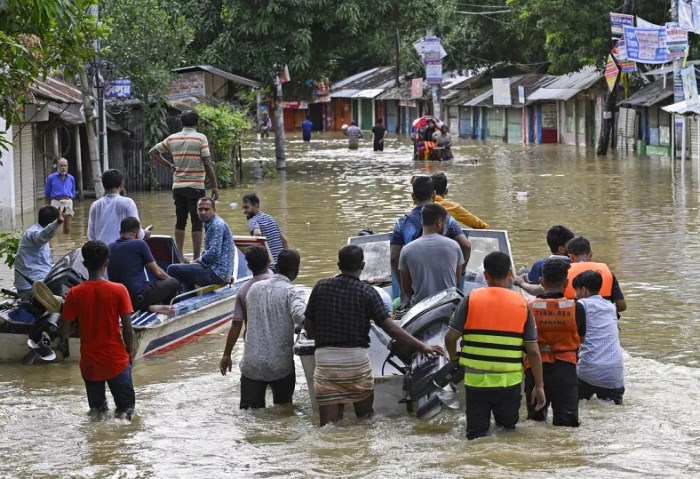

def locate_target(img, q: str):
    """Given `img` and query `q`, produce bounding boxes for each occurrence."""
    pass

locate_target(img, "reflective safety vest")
[459,287,528,388]
[564,261,613,299]
[525,297,580,368]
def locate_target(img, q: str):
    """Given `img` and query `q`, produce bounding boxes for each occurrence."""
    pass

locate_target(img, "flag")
[280,64,291,84]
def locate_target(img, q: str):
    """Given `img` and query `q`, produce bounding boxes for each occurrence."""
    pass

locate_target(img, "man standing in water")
[242,193,288,263]
[302,115,313,142]
[44,157,75,234]
[371,118,387,151]
[149,110,219,259]
[445,251,545,439]
[304,244,444,426]
[223,250,306,409]
[344,121,363,149]
[61,240,135,420]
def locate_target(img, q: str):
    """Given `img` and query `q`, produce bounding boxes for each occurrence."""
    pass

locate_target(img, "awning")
[618,81,673,108]
[352,89,384,99]
[329,89,359,98]
[662,100,700,116]
[465,89,493,107]
[528,88,580,102]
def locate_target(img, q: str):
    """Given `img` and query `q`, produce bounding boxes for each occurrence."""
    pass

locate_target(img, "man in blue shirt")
[301,115,313,142]
[108,217,180,314]
[167,197,235,291]
[14,206,65,300]
[241,192,288,263]
[389,176,471,300]
[44,158,75,234]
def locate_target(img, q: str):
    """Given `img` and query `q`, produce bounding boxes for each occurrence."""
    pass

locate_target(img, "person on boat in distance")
[61,240,135,421]
[167,197,234,292]
[524,258,586,428]
[444,251,546,440]
[398,204,464,305]
[44,157,75,234]
[88,169,151,247]
[149,109,219,260]
[390,175,471,300]
[219,245,274,378]
[241,192,288,263]
[572,270,625,405]
[223,250,306,409]
[107,217,180,315]
[563,236,626,314]
[13,205,65,301]
[431,172,489,229]
[304,244,445,426]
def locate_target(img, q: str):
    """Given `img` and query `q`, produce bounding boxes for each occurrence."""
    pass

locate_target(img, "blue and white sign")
[623,26,669,64]
[105,79,132,98]
[610,13,634,35]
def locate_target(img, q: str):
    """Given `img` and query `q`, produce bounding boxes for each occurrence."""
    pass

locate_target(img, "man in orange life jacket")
[524,258,586,427]
[563,236,626,314]
[445,251,546,440]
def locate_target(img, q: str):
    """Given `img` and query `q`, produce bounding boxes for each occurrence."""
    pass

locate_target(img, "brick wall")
[168,71,205,97]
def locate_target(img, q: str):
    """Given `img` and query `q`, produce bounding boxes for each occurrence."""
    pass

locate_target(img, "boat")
[294,229,517,419]
[411,115,453,161]
[0,234,271,364]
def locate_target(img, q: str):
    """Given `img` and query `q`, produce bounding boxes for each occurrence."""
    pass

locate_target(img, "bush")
[0,231,20,268]
[195,104,253,187]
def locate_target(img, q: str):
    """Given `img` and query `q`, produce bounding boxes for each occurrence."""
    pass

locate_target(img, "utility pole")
[274,74,286,170]
[671,0,685,160]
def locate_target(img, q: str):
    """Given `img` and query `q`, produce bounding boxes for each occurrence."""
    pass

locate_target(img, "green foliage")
[0,231,20,268]
[195,103,253,187]
[0,0,106,134]
[101,0,192,102]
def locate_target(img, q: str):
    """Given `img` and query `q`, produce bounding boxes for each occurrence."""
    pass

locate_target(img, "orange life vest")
[525,297,580,368]
[564,261,613,299]
[459,287,529,388]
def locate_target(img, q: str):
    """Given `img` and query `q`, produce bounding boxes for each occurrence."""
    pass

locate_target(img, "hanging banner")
[623,26,669,64]
[413,37,447,63]
[492,78,512,105]
[426,62,443,85]
[615,38,637,73]
[605,55,619,91]
[636,17,663,29]
[411,78,424,98]
[681,65,700,108]
[678,0,700,33]
[610,13,634,35]
[666,22,689,60]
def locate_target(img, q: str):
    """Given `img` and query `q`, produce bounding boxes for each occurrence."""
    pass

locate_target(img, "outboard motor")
[387,288,465,419]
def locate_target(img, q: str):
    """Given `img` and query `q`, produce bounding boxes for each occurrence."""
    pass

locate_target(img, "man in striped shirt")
[242,193,288,263]
[149,110,219,259]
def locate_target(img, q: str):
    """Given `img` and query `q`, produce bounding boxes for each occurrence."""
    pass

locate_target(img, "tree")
[0,0,104,150]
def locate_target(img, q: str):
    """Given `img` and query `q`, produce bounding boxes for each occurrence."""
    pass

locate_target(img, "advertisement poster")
[605,55,619,91]
[623,26,669,63]
[610,13,634,35]
[615,39,637,73]
[411,78,424,98]
[426,62,443,85]
[666,22,689,60]
[492,78,512,105]
[682,65,700,108]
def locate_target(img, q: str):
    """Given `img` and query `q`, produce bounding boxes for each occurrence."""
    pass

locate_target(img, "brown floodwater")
[1,133,699,478]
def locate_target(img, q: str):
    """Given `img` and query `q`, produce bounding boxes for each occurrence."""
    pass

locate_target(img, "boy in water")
[61,240,136,420]
[572,270,625,405]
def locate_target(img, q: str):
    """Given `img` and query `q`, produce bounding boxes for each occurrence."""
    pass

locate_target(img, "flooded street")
[2,133,700,478]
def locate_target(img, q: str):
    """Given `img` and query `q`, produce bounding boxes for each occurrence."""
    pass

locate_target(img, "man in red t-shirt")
[61,240,135,420]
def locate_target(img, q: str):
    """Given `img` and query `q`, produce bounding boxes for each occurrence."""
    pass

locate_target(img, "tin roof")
[29,77,82,104]
[619,80,673,107]
[172,65,263,89]
[330,66,397,97]
[352,89,384,98]
[662,100,700,115]
[527,66,603,102]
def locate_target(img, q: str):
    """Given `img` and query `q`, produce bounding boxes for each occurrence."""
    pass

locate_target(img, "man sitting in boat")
[431,172,489,229]
[390,175,471,301]
[563,236,626,315]
[13,205,65,301]
[167,197,234,292]
[304,244,444,426]
[107,217,180,315]
[398,204,464,305]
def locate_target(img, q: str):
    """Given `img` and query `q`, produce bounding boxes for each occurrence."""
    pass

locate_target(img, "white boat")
[294,229,517,419]
[0,235,271,364]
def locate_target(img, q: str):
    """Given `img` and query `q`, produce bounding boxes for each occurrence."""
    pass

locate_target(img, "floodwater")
[2,133,700,478]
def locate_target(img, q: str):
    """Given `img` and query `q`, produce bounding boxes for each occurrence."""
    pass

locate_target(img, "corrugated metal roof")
[527,66,602,102]
[330,89,360,98]
[352,89,384,99]
[29,77,82,103]
[465,88,494,107]
[330,66,396,97]
[172,65,263,89]
[662,100,700,115]
[619,81,673,107]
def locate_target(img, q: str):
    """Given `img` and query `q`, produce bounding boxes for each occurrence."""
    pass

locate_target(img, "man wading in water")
[304,245,444,426]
